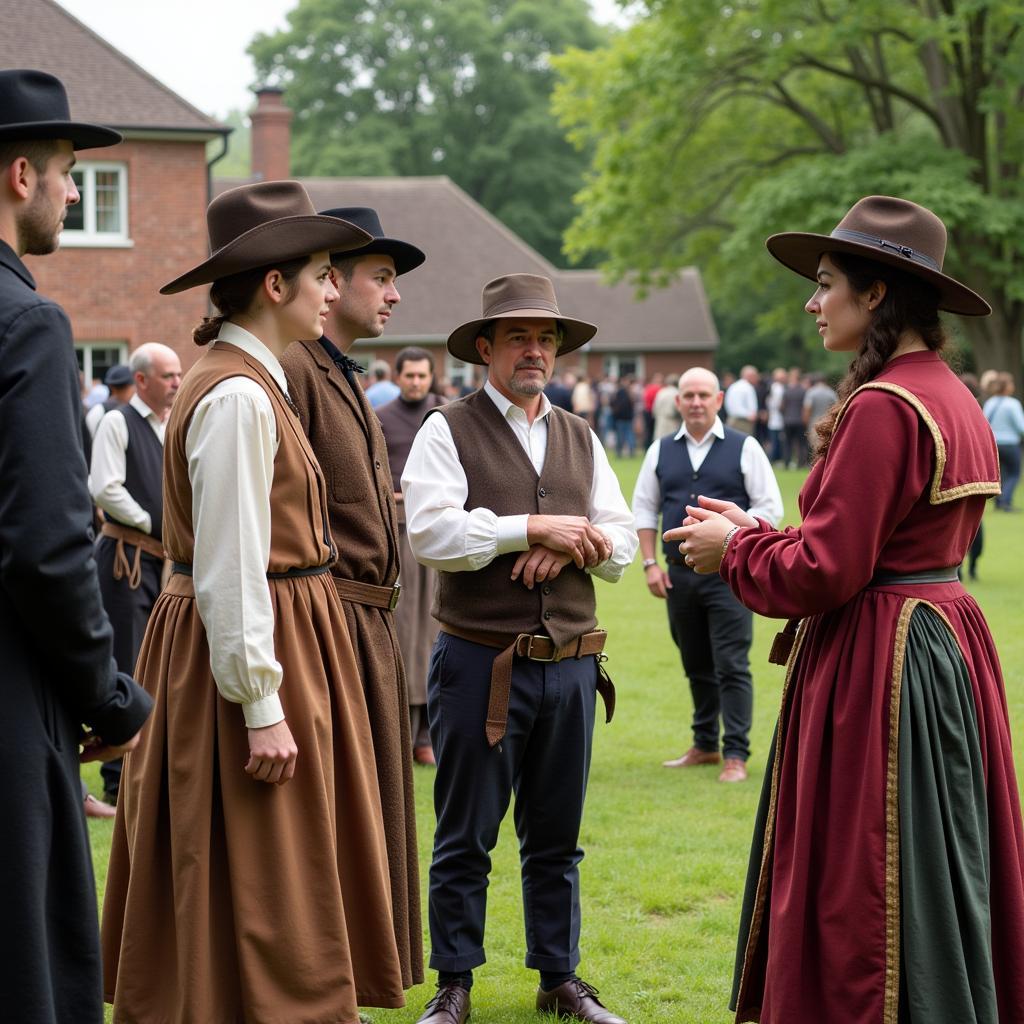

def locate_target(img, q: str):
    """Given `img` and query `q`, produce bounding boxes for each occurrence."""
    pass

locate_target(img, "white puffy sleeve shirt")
[186,323,290,729]
[402,380,638,582]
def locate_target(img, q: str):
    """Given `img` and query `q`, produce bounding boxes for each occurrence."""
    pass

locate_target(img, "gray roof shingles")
[218,174,719,352]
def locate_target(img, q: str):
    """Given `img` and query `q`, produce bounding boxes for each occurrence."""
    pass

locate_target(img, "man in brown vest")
[402,275,638,1024]
[280,207,426,997]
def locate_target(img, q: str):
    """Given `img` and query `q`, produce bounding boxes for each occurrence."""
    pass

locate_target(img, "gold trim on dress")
[833,382,1000,503]
[734,619,807,1022]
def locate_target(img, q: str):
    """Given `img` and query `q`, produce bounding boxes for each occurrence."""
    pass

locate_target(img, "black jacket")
[0,239,152,1023]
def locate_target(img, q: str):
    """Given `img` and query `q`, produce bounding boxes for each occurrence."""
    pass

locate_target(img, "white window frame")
[76,341,129,386]
[602,353,644,380]
[445,352,478,391]
[61,162,133,248]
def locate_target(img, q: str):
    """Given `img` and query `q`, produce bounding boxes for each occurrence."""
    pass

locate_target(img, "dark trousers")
[997,442,1021,509]
[426,632,597,974]
[665,564,753,761]
[95,536,161,796]
[784,423,806,467]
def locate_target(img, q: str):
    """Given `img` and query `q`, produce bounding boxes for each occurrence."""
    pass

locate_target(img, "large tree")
[554,0,1024,374]
[248,0,606,265]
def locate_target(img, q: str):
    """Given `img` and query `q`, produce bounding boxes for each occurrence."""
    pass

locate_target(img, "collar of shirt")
[483,378,552,425]
[129,392,159,423]
[217,321,290,395]
[673,415,725,448]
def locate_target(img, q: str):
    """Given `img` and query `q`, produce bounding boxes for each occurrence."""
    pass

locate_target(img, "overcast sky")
[58,0,635,121]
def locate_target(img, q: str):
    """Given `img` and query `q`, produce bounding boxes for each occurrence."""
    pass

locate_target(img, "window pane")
[64,170,85,231]
[94,171,121,233]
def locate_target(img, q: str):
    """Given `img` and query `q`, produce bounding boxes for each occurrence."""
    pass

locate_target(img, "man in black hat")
[85,362,134,438]
[0,68,152,1024]
[280,207,428,997]
[402,274,637,1024]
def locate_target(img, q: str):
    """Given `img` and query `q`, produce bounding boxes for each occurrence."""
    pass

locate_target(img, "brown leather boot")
[661,746,721,768]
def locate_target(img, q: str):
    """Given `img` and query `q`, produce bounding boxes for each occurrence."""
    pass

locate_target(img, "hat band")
[830,228,941,272]
[484,296,560,317]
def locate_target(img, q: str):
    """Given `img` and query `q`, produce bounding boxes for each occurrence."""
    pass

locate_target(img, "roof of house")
[3,0,228,137]
[216,175,719,352]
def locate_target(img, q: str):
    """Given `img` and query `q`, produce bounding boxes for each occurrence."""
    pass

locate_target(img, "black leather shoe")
[536,978,626,1023]
[416,983,471,1024]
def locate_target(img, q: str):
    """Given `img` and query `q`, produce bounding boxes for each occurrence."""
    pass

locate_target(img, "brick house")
[2,0,229,383]
[218,90,719,389]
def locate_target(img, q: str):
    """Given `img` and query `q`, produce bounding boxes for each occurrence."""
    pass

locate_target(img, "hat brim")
[160,215,373,294]
[447,308,597,365]
[766,232,991,317]
[330,237,425,277]
[0,121,122,149]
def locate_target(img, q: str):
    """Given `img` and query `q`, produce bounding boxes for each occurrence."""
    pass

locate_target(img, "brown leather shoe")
[662,746,721,768]
[83,793,117,819]
[718,758,748,783]
[414,744,436,766]
[537,978,626,1023]
[415,984,470,1024]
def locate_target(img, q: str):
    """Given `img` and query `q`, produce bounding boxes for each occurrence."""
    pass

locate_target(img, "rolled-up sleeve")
[588,430,638,581]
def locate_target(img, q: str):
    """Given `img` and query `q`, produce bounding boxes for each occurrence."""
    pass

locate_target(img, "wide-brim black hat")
[766,195,990,316]
[447,274,597,365]
[160,182,372,295]
[0,69,121,149]
[319,206,425,277]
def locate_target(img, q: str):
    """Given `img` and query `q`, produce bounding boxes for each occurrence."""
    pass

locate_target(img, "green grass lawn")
[85,459,1024,1023]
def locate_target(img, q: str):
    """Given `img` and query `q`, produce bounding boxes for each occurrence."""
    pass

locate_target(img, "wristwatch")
[642,558,658,570]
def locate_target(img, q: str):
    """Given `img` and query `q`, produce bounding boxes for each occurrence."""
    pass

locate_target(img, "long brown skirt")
[102,571,405,1023]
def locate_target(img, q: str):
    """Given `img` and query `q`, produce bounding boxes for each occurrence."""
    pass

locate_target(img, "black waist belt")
[869,566,960,586]
[172,561,331,580]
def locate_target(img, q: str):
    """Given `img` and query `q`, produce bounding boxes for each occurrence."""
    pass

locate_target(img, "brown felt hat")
[766,195,990,316]
[447,274,597,364]
[160,181,372,295]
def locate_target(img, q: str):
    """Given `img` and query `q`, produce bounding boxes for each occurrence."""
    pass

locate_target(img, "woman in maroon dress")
[673,196,1024,1023]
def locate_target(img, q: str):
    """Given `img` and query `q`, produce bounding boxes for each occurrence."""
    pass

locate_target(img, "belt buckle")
[388,583,401,611]
[525,634,556,662]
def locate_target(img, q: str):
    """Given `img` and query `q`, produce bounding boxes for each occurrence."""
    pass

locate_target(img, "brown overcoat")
[281,336,424,990]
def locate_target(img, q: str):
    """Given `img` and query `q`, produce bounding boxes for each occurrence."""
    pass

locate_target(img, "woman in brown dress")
[102,181,406,1023]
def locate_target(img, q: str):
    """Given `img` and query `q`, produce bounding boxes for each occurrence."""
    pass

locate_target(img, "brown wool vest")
[162,342,334,572]
[431,389,597,647]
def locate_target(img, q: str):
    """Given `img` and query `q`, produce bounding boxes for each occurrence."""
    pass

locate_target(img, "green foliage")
[248,0,608,265]
[554,0,1024,374]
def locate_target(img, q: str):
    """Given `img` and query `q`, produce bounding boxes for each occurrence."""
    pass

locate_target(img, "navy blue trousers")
[426,632,597,973]
[665,564,753,761]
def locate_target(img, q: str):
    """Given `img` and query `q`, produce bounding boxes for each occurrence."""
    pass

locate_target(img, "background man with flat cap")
[0,68,152,1023]
[402,274,638,1024]
[376,345,447,766]
[89,341,181,804]
[280,206,426,997]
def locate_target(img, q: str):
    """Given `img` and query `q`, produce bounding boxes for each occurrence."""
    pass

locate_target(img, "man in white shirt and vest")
[633,367,782,783]
[402,275,638,1024]
[89,341,180,802]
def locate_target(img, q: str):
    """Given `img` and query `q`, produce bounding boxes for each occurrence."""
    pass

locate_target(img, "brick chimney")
[250,87,292,182]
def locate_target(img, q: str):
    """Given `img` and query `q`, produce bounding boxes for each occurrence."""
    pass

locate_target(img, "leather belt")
[869,566,960,586]
[332,576,401,611]
[768,565,961,667]
[100,521,166,590]
[171,561,331,580]
[440,623,615,748]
